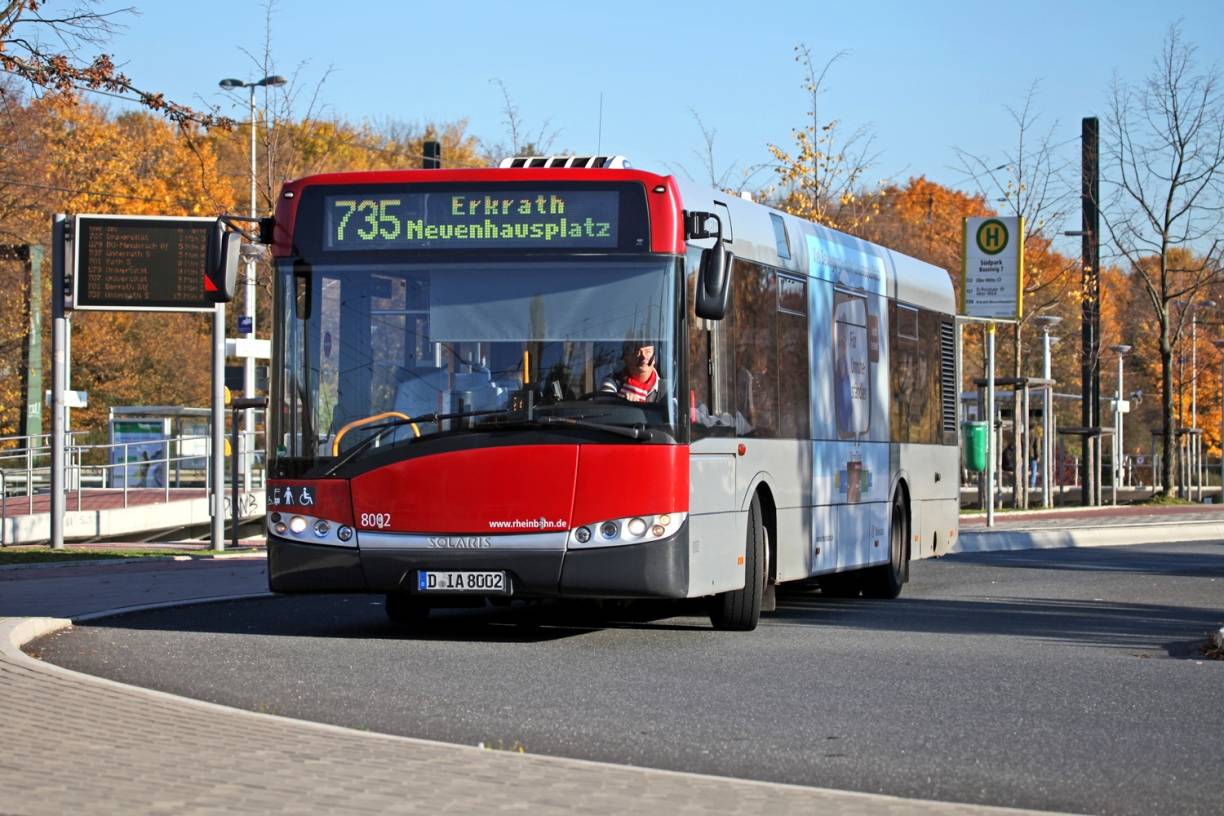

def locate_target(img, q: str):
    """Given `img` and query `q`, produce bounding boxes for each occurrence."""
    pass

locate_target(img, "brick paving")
[0,559,1063,815]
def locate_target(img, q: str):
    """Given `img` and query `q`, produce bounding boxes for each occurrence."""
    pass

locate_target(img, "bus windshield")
[272,256,681,475]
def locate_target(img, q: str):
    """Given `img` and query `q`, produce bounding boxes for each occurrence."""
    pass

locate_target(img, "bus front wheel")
[710,493,765,631]
[863,493,908,599]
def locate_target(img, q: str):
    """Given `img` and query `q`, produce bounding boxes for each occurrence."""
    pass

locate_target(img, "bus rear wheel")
[863,493,908,599]
[710,493,765,631]
[385,593,430,626]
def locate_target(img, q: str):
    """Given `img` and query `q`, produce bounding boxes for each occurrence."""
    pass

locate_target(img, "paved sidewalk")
[955,503,1224,552]
[0,558,1068,815]
[960,502,1224,527]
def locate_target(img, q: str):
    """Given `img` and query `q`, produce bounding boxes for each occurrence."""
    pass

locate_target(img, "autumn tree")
[0,90,236,438]
[855,177,991,282]
[1104,24,1224,496]
[767,46,878,230]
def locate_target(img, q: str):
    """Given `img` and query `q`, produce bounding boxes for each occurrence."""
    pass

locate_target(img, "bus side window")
[730,259,777,438]
[777,272,810,438]
[687,246,734,438]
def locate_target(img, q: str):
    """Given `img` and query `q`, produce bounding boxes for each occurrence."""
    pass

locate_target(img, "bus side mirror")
[205,224,240,303]
[695,245,733,320]
[692,212,732,320]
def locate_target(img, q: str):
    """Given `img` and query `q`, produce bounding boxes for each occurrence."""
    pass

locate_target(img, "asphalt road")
[35,541,1224,815]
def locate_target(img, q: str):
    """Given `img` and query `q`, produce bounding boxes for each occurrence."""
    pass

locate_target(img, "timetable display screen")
[73,215,215,312]
[323,190,621,251]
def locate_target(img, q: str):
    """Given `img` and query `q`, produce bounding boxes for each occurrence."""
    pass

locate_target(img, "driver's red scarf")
[619,369,658,402]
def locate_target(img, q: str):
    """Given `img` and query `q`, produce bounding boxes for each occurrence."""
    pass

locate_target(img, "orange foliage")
[0,91,236,438]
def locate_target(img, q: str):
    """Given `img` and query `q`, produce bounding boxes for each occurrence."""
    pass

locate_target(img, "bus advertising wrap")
[324,190,621,251]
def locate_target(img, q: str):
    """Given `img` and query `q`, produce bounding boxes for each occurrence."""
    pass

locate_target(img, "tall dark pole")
[423,140,441,169]
[1082,117,1101,506]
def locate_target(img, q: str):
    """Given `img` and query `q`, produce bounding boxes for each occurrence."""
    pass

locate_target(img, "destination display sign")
[73,215,216,312]
[322,189,622,251]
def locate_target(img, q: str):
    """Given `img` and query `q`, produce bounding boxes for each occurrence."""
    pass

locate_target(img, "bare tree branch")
[1102,23,1224,496]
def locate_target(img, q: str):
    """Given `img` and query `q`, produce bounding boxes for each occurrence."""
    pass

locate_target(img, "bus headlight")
[271,513,357,548]
[568,513,686,548]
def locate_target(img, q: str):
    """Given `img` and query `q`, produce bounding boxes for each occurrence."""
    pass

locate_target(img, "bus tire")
[863,493,908,599]
[385,592,430,626]
[710,493,764,631]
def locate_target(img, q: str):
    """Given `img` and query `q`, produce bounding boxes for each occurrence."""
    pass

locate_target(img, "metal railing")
[0,429,266,546]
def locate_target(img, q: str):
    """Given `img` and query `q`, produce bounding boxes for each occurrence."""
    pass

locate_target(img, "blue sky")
[86,1,1223,200]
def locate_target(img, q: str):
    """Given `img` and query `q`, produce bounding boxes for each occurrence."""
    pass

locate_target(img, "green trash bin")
[962,421,989,473]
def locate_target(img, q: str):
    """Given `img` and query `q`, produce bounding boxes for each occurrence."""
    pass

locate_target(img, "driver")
[601,342,662,403]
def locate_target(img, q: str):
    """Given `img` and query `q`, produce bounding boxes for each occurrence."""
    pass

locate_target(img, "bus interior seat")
[452,370,504,411]
[391,367,448,438]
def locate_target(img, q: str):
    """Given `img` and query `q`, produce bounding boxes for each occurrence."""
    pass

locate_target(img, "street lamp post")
[1035,315,1062,508]
[219,74,285,495]
[1109,344,1132,505]
[1191,302,1216,500]
[1173,299,1216,500]
[1214,338,1224,503]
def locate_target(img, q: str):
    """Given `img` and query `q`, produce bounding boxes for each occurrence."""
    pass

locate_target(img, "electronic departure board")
[73,215,216,311]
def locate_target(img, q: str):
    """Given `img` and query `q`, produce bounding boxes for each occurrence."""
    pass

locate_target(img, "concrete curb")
[952,520,1224,553]
[0,551,266,572]
[5,615,73,649]
[1,612,1065,816]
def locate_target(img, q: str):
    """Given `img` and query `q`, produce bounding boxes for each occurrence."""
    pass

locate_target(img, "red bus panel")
[347,444,689,535]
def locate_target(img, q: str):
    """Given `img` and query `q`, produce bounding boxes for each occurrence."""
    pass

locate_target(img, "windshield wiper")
[535,415,654,440]
[324,408,514,475]
[476,414,653,441]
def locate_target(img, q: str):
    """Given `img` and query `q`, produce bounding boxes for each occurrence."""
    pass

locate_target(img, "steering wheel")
[576,391,626,403]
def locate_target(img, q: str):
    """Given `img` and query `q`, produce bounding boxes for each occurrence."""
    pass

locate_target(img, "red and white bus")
[265,156,959,630]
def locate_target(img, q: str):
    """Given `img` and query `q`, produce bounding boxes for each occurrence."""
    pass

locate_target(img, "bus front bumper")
[267,523,689,599]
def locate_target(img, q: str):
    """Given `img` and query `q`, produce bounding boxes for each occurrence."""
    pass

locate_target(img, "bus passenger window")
[730,259,777,438]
